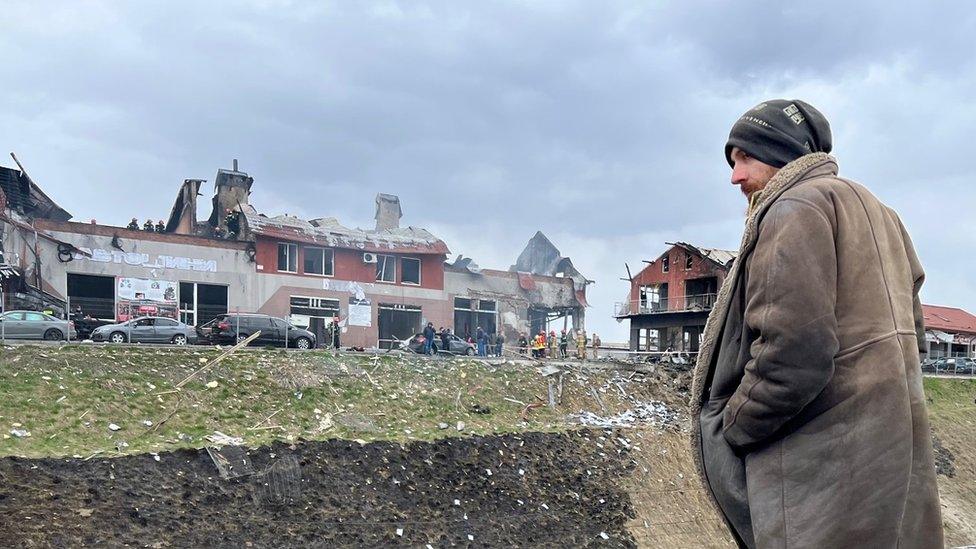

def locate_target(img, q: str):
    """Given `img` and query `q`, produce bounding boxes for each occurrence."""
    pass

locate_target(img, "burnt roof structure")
[510,231,590,291]
[0,163,71,222]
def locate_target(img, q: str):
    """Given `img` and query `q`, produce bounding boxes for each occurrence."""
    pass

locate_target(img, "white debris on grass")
[10,429,30,438]
[108,423,121,431]
[572,400,680,429]
[205,431,244,446]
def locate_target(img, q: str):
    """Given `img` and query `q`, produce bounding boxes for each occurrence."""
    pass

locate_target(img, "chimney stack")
[374,193,402,231]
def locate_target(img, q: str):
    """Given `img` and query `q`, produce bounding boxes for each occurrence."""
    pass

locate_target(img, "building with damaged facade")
[921,304,976,358]
[615,242,736,353]
[0,157,590,349]
[445,231,591,342]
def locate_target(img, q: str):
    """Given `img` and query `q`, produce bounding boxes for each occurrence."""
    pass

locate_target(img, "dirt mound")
[0,430,637,547]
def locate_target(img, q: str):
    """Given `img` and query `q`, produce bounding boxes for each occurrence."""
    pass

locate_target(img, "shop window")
[401,257,421,285]
[278,243,298,273]
[376,254,396,283]
[303,247,334,276]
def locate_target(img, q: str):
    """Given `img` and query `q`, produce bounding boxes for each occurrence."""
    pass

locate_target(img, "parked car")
[405,332,476,355]
[923,357,976,375]
[198,313,316,350]
[91,316,198,345]
[0,310,77,341]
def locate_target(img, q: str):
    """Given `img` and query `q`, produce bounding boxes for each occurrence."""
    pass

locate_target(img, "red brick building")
[615,242,736,352]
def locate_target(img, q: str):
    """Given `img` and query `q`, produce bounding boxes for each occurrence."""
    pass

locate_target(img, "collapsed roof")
[666,241,738,269]
[510,231,590,291]
[240,207,450,255]
[0,164,71,222]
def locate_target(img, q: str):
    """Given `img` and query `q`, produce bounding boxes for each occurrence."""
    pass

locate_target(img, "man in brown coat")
[691,100,943,548]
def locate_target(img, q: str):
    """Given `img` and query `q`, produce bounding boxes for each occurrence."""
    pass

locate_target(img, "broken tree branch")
[176,331,260,389]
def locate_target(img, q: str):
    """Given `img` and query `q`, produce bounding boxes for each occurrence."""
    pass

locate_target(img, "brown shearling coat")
[691,153,943,548]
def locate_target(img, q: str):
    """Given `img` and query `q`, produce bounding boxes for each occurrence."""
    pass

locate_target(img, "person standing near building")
[476,326,488,357]
[591,333,601,360]
[330,316,341,351]
[143,219,154,231]
[127,218,139,230]
[559,329,569,358]
[423,322,436,355]
[440,327,450,354]
[495,331,505,357]
[692,100,942,548]
[518,333,528,356]
[547,330,557,359]
[575,330,587,360]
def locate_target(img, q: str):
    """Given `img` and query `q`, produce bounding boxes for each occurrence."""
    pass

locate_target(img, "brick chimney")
[374,193,402,231]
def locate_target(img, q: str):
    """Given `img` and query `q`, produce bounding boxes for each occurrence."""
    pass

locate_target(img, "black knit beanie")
[724,100,832,168]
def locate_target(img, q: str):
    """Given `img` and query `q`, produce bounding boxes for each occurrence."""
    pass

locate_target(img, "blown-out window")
[303,247,334,276]
[376,254,396,283]
[401,257,421,285]
[277,243,298,273]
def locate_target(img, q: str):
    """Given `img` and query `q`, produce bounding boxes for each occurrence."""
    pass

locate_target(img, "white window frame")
[303,246,334,277]
[278,242,298,273]
[400,257,421,285]
[376,254,396,283]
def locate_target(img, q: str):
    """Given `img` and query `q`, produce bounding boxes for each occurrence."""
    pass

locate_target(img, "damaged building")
[921,304,976,358]
[0,155,76,315]
[445,231,591,341]
[0,157,591,349]
[615,242,736,353]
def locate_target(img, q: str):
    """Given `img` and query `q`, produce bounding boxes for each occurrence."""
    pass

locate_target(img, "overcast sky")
[3,1,975,342]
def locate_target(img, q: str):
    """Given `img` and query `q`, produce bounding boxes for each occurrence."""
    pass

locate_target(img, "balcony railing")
[614,293,717,317]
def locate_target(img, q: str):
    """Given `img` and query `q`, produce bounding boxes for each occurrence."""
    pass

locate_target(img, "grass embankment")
[924,377,976,547]
[0,345,564,458]
[0,344,665,459]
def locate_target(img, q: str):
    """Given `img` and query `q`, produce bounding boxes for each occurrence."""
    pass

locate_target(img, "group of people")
[516,329,600,360]
[416,322,604,360]
[128,218,165,233]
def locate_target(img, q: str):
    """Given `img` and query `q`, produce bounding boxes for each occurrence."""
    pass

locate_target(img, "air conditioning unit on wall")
[363,252,377,264]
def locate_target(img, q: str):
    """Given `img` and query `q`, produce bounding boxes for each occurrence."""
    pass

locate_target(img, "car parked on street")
[91,316,198,345]
[0,310,77,341]
[198,313,316,350]
[405,332,476,355]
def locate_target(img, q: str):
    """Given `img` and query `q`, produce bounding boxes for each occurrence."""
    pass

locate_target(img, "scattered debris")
[572,400,680,429]
[205,380,219,389]
[108,423,121,432]
[10,429,31,438]
[469,404,491,415]
[456,421,465,432]
[205,431,244,446]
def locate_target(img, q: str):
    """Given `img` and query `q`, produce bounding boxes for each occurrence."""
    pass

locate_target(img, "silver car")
[0,310,77,341]
[91,316,198,345]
